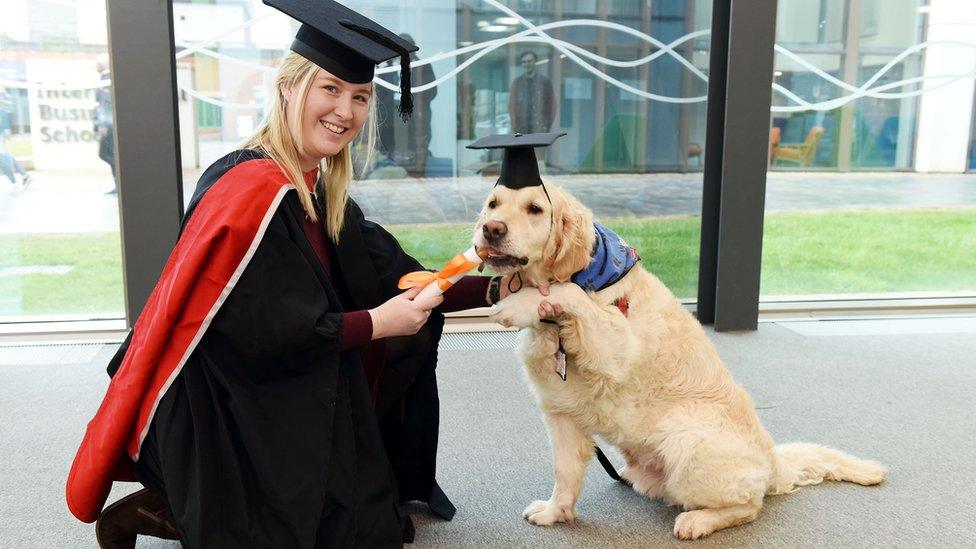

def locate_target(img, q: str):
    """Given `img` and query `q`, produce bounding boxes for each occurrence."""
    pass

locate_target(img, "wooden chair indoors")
[772,126,825,167]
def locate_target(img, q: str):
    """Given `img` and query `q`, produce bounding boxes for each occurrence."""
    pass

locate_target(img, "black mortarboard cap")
[263,0,419,120]
[467,132,567,190]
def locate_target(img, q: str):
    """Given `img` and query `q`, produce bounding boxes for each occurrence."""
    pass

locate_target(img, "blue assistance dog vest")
[571,222,640,292]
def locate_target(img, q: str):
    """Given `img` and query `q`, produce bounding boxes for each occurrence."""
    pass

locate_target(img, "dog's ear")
[546,188,594,283]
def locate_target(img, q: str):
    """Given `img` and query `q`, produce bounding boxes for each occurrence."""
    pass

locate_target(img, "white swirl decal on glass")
[4,0,974,115]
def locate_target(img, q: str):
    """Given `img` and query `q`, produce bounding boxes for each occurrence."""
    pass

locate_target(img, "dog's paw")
[489,304,538,329]
[490,292,546,329]
[522,499,575,526]
[673,510,714,540]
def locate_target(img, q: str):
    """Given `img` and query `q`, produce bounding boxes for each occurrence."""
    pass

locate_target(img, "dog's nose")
[482,220,507,243]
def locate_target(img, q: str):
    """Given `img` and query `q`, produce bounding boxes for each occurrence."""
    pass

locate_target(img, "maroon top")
[297,175,491,351]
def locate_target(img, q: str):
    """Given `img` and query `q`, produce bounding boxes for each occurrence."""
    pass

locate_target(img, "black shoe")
[21,174,31,189]
[95,488,181,549]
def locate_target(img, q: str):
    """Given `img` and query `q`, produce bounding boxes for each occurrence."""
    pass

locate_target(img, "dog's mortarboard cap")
[466,132,567,189]
[263,0,419,120]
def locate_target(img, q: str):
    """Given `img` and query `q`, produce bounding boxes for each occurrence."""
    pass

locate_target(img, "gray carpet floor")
[2,320,974,548]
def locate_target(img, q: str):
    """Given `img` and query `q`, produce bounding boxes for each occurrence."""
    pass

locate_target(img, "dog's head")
[473,182,595,283]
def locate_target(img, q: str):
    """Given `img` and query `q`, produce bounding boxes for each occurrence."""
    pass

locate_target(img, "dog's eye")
[488,200,498,209]
[528,204,544,215]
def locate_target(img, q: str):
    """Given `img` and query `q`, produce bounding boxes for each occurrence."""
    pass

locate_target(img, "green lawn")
[2,208,973,317]
[0,232,125,317]
[387,216,703,296]
[761,208,976,295]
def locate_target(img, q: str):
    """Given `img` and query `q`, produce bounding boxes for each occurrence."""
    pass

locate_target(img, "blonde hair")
[241,52,377,242]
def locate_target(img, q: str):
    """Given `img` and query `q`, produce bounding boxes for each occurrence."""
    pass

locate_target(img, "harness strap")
[594,445,631,486]
[613,296,629,317]
[539,314,631,486]
[535,289,630,483]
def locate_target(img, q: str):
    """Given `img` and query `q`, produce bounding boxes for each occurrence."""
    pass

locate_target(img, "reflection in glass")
[173,0,712,301]
[763,0,976,299]
[0,0,124,321]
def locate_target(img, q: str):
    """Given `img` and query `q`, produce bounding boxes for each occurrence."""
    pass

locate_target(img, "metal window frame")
[106,0,185,325]
[697,0,779,331]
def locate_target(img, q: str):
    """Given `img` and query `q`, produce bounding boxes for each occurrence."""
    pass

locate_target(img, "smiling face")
[521,52,537,77]
[285,69,372,169]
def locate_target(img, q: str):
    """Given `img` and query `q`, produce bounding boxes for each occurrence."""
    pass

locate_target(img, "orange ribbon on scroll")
[398,246,489,299]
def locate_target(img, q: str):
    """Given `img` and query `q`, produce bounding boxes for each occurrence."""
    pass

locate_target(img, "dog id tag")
[555,350,567,381]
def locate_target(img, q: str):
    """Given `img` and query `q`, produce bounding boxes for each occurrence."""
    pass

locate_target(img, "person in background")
[0,90,31,189]
[376,34,438,178]
[94,53,117,195]
[376,57,398,161]
[396,33,437,177]
[0,130,31,189]
[508,50,556,134]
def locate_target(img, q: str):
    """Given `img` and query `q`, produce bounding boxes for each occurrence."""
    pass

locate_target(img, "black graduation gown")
[101,150,452,547]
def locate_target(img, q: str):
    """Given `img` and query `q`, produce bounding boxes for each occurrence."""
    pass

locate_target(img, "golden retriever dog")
[473,182,886,539]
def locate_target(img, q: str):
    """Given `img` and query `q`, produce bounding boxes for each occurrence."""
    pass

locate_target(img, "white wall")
[914,0,976,173]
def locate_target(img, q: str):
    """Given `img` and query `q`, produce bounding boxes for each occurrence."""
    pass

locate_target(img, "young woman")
[67,2,528,547]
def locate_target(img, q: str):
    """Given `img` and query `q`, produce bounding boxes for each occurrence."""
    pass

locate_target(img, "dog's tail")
[767,442,886,495]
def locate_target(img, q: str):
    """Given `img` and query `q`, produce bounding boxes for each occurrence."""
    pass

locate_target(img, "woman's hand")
[368,285,443,339]
[537,300,564,321]
[499,277,563,320]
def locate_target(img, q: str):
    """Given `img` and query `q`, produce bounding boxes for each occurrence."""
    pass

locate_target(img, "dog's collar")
[571,223,640,292]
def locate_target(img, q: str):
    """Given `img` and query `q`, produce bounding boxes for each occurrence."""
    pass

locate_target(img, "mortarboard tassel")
[398,52,413,122]
[338,19,414,122]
